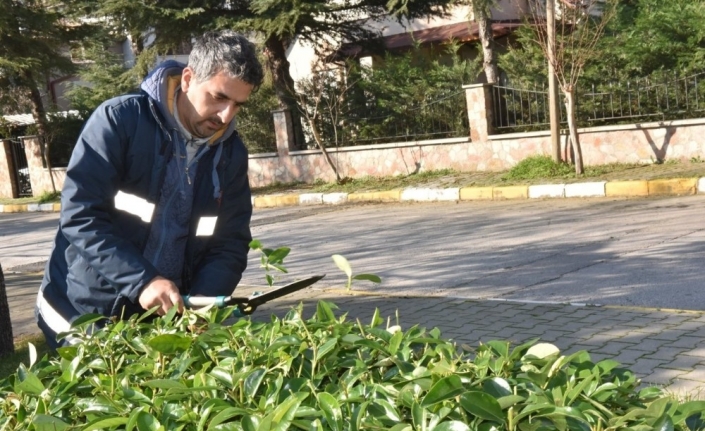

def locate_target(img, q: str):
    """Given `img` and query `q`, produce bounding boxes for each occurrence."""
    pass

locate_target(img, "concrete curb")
[3,176,705,213]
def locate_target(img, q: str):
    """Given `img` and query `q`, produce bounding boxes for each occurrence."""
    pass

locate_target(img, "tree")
[77,0,456,147]
[0,264,13,357]
[0,0,90,191]
[527,0,616,174]
[461,0,499,84]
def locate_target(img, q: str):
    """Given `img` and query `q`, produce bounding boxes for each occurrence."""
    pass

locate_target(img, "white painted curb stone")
[698,178,705,194]
[401,188,459,202]
[529,184,565,199]
[299,193,323,205]
[565,182,606,198]
[322,193,348,205]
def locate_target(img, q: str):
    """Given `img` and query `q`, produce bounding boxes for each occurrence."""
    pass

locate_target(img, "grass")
[0,190,60,206]
[2,158,704,204]
[0,333,49,379]
[250,158,705,196]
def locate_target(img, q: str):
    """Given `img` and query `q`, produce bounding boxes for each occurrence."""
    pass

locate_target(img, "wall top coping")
[249,151,278,159]
[462,83,493,90]
[246,136,471,160]
[271,108,290,114]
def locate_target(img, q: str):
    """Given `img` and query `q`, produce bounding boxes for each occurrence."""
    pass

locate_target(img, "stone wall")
[2,87,705,197]
[0,140,18,198]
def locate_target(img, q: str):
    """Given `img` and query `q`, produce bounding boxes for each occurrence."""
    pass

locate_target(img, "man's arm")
[60,99,161,303]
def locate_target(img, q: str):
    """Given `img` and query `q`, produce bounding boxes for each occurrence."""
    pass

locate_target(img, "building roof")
[331,20,524,60]
[1,111,80,127]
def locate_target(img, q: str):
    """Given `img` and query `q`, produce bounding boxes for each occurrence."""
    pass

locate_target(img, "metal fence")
[319,90,470,147]
[492,71,705,133]
[9,139,32,197]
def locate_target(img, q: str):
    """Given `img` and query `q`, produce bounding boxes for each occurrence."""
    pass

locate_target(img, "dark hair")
[188,30,264,89]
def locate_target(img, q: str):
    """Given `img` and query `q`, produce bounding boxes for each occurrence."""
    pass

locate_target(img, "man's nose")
[218,104,239,123]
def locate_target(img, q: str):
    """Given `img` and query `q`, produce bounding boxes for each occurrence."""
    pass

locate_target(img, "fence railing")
[316,90,470,147]
[492,71,705,133]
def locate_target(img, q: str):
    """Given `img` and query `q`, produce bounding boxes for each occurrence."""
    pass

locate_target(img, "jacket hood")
[140,60,236,144]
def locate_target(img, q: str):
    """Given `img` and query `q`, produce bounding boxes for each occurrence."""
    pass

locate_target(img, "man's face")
[178,67,254,138]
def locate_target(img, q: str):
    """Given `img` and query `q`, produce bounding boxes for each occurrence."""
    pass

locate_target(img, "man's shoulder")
[100,92,150,112]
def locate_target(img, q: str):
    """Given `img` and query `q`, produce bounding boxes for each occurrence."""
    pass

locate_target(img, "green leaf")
[352,274,381,283]
[15,364,45,395]
[459,391,505,423]
[482,378,512,398]
[524,343,560,359]
[71,313,106,328]
[143,379,187,390]
[244,368,267,400]
[82,417,129,431]
[268,247,290,264]
[412,402,427,431]
[207,407,249,430]
[270,392,309,431]
[316,301,337,323]
[33,415,70,431]
[331,254,352,278]
[497,395,525,410]
[148,334,192,354]
[135,411,161,431]
[318,392,343,431]
[430,420,470,431]
[249,239,262,250]
[317,338,338,360]
[420,375,465,408]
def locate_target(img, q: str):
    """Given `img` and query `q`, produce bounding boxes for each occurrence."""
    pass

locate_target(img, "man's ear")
[181,66,195,92]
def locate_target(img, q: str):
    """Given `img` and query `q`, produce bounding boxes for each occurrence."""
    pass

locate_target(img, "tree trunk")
[564,87,584,175]
[23,71,57,194]
[264,35,306,149]
[0,263,14,357]
[547,0,562,162]
[474,4,498,84]
[307,116,342,183]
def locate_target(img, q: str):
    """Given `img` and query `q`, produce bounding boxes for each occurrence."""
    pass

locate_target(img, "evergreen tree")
[76,0,456,144]
[0,0,91,191]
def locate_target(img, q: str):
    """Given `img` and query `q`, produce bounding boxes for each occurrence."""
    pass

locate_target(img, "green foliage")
[297,48,478,147]
[249,240,290,287]
[0,0,93,122]
[331,254,381,291]
[25,113,84,168]
[502,156,575,181]
[67,36,140,117]
[2,303,704,430]
[237,72,279,154]
[36,191,60,204]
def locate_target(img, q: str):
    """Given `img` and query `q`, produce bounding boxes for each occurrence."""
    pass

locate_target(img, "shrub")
[502,156,575,181]
[1,302,703,430]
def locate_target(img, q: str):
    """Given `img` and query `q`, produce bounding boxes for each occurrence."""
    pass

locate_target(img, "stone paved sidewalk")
[251,288,705,400]
[8,273,705,399]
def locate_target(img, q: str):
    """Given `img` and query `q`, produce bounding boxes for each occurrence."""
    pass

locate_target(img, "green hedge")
[1,302,703,430]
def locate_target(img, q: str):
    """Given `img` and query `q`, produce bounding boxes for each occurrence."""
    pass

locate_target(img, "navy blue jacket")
[37,63,252,345]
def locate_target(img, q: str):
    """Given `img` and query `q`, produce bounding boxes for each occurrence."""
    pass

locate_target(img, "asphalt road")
[2,195,705,310]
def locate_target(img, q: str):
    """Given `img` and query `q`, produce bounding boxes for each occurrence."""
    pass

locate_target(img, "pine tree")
[0,0,92,191]
[77,0,455,146]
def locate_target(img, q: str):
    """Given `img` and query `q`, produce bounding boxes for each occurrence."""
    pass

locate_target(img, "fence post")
[0,139,18,198]
[21,135,55,197]
[272,109,296,157]
[463,83,494,142]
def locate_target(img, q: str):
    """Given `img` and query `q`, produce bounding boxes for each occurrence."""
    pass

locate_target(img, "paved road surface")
[3,195,705,309]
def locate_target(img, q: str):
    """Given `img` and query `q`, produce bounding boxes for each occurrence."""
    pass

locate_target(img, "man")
[36,30,264,349]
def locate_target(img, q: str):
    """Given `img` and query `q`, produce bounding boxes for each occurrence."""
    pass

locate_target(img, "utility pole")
[547,0,561,162]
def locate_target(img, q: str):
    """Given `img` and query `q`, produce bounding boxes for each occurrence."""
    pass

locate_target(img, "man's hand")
[139,276,184,315]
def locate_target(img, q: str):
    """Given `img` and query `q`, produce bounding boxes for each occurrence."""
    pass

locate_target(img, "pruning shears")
[183,274,325,315]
